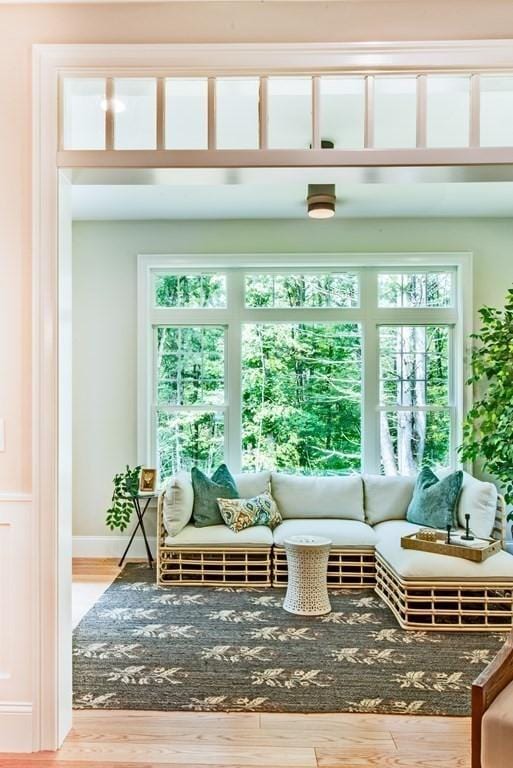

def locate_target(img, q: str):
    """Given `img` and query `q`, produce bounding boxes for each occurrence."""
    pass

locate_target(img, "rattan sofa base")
[375,552,513,632]
[273,546,376,588]
[158,545,272,586]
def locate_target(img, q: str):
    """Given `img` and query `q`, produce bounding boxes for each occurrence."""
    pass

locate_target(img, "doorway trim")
[32,39,513,751]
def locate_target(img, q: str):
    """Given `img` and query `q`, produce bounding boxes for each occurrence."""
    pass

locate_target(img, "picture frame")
[139,467,157,493]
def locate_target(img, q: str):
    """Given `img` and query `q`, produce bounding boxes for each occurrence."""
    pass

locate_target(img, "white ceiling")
[71,181,513,220]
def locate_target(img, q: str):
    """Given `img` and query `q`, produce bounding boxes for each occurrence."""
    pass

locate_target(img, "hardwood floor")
[0,558,472,768]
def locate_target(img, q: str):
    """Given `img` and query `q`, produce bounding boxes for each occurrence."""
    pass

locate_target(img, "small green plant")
[459,288,513,519]
[105,465,142,532]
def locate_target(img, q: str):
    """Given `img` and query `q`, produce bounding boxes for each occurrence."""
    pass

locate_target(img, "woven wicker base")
[273,547,376,588]
[158,546,272,587]
[375,552,513,632]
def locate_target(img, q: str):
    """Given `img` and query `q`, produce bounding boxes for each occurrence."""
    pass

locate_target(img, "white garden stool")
[283,535,332,616]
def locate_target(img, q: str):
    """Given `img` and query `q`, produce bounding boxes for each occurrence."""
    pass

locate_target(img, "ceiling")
[71,181,513,220]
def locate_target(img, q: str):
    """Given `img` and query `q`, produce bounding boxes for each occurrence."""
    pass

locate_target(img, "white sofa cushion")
[165,523,273,547]
[271,473,364,521]
[375,520,513,580]
[439,469,498,539]
[273,519,377,548]
[162,471,194,537]
[363,474,416,525]
[234,471,271,498]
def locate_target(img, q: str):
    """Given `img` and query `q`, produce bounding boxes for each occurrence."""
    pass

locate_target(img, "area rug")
[73,563,505,715]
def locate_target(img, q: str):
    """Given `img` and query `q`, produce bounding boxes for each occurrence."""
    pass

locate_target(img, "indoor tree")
[459,287,513,516]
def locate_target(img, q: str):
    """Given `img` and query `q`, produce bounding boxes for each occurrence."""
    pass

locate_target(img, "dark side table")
[118,493,158,569]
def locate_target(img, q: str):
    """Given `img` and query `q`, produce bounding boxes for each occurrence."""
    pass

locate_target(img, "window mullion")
[226,271,244,473]
[361,268,380,474]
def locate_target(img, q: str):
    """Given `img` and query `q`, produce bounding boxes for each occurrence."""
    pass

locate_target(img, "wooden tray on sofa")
[401,531,501,562]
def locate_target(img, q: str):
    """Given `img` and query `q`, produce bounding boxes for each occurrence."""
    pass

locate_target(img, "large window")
[141,260,465,480]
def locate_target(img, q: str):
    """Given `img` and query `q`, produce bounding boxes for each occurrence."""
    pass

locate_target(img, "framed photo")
[139,467,157,493]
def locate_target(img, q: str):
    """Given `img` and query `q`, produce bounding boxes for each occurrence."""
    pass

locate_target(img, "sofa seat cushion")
[273,519,377,548]
[482,679,513,768]
[271,473,364,521]
[164,523,273,548]
[375,520,513,581]
[363,474,415,525]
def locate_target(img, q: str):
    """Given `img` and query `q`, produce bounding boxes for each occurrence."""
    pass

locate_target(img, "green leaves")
[105,465,142,532]
[459,288,513,508]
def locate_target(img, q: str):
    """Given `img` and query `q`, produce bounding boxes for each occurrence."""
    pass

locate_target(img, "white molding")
[0,702,33,753]
[0,494,32,503]
[73,535,157,559]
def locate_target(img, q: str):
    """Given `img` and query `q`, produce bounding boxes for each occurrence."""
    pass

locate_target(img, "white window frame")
[138,251,472,477]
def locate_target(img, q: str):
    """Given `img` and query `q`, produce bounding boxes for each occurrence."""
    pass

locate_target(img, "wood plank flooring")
[0,558,472,768]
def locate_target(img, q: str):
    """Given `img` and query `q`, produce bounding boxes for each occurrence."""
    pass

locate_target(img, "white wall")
[72,216,513,546]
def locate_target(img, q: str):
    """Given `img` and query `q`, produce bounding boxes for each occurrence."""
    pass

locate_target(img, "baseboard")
[72,535,157,559]
[0,702,33,752]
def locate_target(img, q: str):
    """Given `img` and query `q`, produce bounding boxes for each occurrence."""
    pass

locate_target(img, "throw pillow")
[191,464,239,527]
[162,470,194,537]
[218,491,282,533]
[407,467,463,530]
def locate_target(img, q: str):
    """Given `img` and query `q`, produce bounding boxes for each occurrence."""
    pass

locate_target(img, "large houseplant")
[105,465,141,532]
[459,288,513,526]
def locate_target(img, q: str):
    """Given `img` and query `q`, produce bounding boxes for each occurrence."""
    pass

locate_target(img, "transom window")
[140,259,463,480]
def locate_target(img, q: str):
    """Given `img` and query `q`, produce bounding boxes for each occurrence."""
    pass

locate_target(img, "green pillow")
[191,464,239,527]
[407,467,463,530]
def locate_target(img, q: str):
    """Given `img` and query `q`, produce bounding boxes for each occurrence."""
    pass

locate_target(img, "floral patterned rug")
[72,563,504,715]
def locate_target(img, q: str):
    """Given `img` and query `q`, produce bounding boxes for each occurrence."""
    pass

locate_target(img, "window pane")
[216,77,260,149]
[379,326,450,407]
[242,323,362,473]
[155,273,226,308]
[62,78,105,150]
[380,410,451,476]
[156,326,224,406]
[427,76,470,148]
[480,76,513,147]
[378,272,452,307]
[374,76,417,148]
[157,410,224,480]
[114,78,156,149]
[245,273,359,308]
[319,77,365,149]
[165,78,208,149]
[268,77,312,149]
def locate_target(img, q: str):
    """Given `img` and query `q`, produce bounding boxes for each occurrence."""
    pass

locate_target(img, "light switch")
[0,419,5,451]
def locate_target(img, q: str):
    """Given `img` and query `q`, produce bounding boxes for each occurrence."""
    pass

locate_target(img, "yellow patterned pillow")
[217,491,282,533]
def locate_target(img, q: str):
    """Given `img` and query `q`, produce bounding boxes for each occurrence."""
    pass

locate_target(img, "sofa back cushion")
[271,473,364,520]
[363,474,415,525]
[439,468,498,539]
[234,471,271,499]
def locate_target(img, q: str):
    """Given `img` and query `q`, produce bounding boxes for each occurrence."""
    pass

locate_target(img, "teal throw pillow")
[406,467,463,530]
[191,464,239,527]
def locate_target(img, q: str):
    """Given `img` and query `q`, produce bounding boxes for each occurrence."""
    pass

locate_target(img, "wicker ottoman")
[283,535,332,616]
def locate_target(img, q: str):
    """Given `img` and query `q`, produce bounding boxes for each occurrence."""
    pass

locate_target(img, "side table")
[283,535,332,616]
[118,493,158,569]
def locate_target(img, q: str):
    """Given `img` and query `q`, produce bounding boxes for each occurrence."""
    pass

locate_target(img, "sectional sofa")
[157,470,513,631]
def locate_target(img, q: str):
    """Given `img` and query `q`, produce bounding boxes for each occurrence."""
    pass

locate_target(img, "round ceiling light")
[307,184,336,219]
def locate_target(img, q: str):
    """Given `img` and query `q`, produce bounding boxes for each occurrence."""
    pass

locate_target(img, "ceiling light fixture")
[307,184,336,219]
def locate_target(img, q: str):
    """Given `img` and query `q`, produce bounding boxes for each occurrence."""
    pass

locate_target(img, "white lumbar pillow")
[363,474,416,526]
[162,470,194,537]
[438,468,498,539]
[270,473,364,521]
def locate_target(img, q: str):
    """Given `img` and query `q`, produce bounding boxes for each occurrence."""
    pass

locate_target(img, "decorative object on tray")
[139,467,157,493]
[461,512,475,541]
[407,467,463,529]
[217,490,282,532]
[191,464,239,527]
[401,530,502,562]
[417,528,438,542]
[283,535,332,616]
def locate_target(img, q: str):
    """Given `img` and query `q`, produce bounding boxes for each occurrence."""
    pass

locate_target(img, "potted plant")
[105,465,142,532]
[459,287,513,538]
